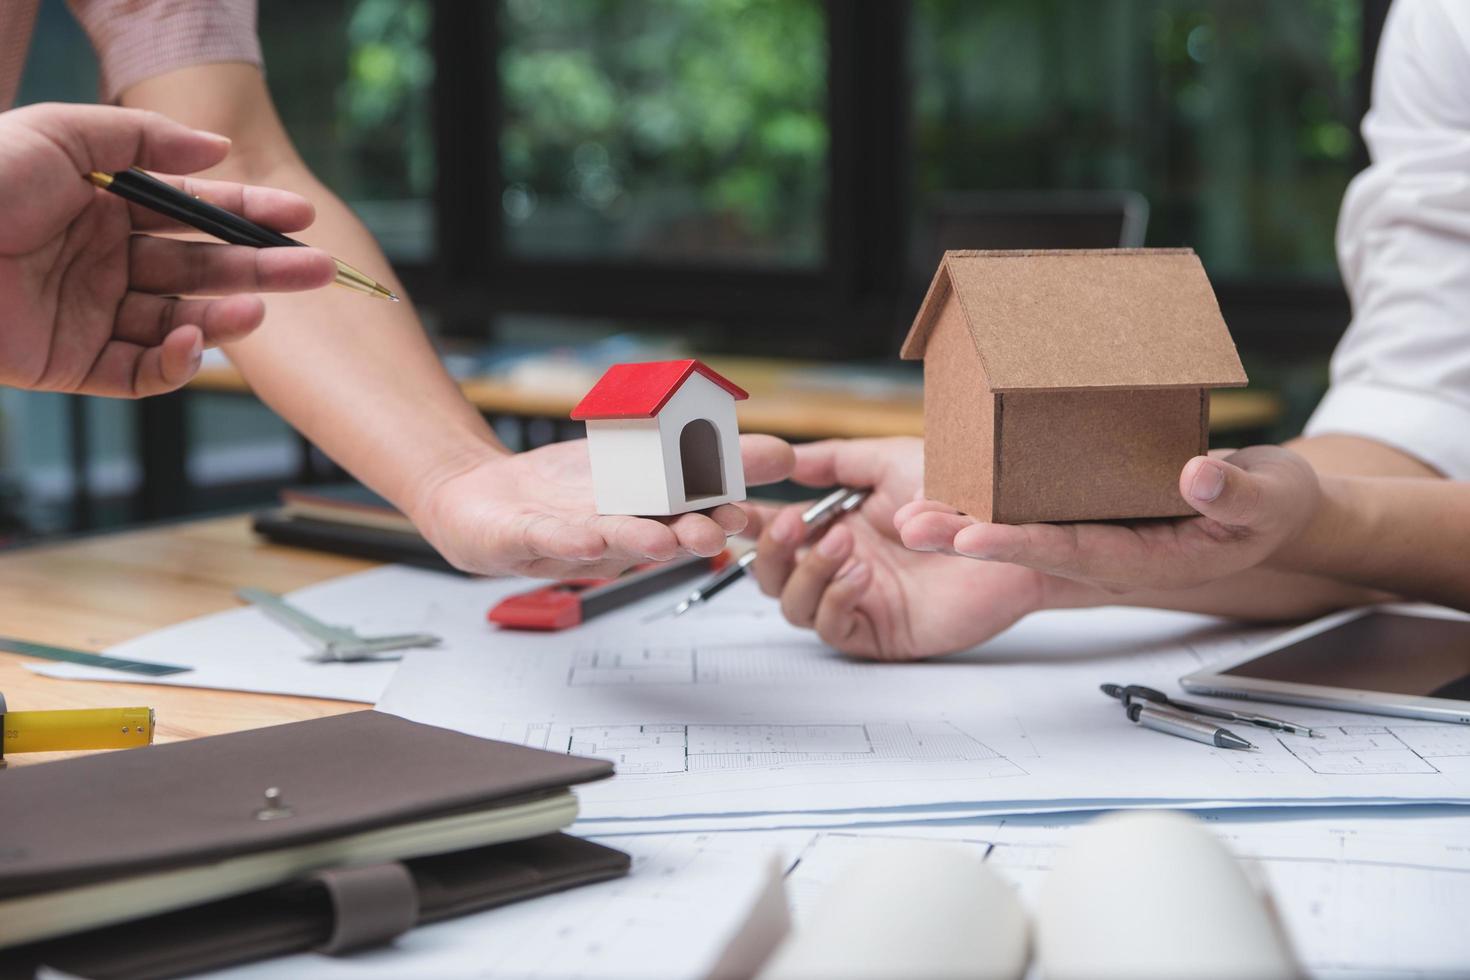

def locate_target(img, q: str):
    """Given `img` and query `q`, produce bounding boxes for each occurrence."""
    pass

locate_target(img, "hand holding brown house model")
[901,249,1248,524]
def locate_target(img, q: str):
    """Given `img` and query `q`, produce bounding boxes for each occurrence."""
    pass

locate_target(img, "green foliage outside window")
[498,0,828,266]
[914,0,1362,279]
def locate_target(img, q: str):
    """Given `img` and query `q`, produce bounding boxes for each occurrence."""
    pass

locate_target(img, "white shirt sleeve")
[1303,0,1470,478]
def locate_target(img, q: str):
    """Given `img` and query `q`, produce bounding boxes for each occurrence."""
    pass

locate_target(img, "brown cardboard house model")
[900,249,1247,524]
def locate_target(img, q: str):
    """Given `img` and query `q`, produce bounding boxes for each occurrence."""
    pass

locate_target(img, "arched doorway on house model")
[678,418,725,503]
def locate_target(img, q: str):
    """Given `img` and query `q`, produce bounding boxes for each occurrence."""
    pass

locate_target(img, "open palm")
[896,445,1322,595]
[0,103,333,397]
[414,434,795,578]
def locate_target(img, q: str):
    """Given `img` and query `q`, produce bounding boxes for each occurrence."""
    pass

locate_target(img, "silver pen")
[654,487,870,619]
[1126,702,1256,751]
[1101,683,1320,737]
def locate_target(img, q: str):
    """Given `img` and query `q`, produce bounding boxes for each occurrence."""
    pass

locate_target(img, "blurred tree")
[340,0,435,199]
[913,0,1361,280]
[498,0,828,266]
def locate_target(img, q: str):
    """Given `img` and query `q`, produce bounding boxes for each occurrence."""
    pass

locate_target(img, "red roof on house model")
[571,360,749,420]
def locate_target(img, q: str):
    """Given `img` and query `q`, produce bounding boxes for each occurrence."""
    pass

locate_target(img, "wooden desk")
[0,517,370,767]
[187,356,1284,441]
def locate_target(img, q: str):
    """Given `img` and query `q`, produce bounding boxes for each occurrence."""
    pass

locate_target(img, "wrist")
[1270,472,1358,575]
[403,432,510,531]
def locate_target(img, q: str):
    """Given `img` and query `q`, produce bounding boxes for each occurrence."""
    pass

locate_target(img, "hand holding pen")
[0,104,340,398]
[651,488,869,620]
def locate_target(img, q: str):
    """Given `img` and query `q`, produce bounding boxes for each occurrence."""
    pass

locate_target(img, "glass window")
[911,0,1361,281]
[498,0,828,268]
[259,0,436,263]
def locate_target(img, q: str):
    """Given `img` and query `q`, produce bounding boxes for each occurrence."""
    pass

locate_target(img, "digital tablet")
[1180,606,1470,725]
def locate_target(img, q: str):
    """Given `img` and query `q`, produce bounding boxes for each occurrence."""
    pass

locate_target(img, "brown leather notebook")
[0,711,614,948]
[0,833,630,980]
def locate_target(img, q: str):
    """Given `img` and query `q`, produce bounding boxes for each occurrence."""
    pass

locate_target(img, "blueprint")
[203,808,1470,980]
[363,566,1470,819]
[707,807,1470,980]
[971,806,1470,980]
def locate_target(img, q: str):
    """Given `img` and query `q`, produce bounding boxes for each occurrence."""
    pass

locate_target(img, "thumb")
[1180,455,1267,528]
[22,103,231,177]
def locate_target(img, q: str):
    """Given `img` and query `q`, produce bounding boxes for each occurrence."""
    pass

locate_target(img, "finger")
[516,514,607,564]
[740,434,796,487]
[813,559,876,656]
[751,504,807,597]
[893,497,962,533]
[668,512,728,558]
[127,174,317,234]
[25,103,231,177]
[1178,455,1266,529]
[737,500,784,540]
[790,439,886,488]
[898,510,979,552]
[76,326,203,398]
[949,520,1168,584]
[780,523,854,628]
[706,503,748,536]
[591,515,682,563]
[129,236,336,295]
[113,292,266,348]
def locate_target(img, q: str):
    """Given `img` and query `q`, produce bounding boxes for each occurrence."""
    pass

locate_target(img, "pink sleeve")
[67,0,263,103]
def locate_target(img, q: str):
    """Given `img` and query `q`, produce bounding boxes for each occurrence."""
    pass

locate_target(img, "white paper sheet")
[203,807,1470,980]
[200,832,792,980]
[29,567,527,702]
[568,797,1424,837]
[361,567,1470,818]
[973,806,1470,980]
[679,807,1470,980]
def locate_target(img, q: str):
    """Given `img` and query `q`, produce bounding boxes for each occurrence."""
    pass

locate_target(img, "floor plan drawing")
[566,644,872,687]
[976,810,1470,979]
[1280,725,1470,776]
[563,721,1026,776]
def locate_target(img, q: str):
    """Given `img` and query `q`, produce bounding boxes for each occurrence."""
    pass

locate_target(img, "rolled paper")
[759,842,1028,980]
[1037,810,1299,980]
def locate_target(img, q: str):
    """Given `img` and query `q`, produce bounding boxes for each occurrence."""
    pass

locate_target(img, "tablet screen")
[1221,613,1470,700]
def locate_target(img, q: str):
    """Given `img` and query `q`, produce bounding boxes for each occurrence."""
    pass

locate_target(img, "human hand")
[413,434,795,578]
[895,445,1322,595]
[0,102,335,397]
[750,437,1071,660]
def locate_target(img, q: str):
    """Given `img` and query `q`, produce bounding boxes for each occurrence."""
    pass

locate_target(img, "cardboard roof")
[899,249,1247,392]
[570,359,749,420]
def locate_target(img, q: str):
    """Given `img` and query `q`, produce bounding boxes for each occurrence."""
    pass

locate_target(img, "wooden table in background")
[188,356,1284,441]
[0,517,371,767]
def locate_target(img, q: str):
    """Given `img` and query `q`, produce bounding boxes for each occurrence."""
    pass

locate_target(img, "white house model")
[571,359,749,516]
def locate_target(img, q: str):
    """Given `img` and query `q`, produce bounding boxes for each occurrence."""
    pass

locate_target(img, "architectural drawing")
[978,811,1470,978]
[1280,724,1470,776]
[567,643,869,687]
[563,721,1025,777]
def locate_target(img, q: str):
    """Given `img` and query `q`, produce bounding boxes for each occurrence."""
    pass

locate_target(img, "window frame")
[413,0,1387,358]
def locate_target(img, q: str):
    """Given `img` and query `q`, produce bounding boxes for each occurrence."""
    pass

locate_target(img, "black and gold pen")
[86,168,399,302]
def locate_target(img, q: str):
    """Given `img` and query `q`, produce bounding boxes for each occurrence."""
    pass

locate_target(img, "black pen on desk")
[86,168,398,302]
[652,487,870,620]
